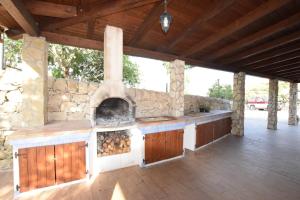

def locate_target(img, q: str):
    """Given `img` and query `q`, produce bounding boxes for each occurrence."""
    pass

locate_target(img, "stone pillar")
[169,59,184,117]
[288,82,298,125]
[232,72,245,136]
[21,34,48,127]
[267,79,278,130]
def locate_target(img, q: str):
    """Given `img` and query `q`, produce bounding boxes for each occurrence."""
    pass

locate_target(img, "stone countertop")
[8,110,232,145]
[8,120,92,146]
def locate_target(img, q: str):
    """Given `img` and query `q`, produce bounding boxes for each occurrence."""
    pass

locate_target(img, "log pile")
[97,131,131,156]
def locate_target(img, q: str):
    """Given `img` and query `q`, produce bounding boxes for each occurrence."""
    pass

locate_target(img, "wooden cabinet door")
[225,118,232,134]
[145,130,184,164]
[213,119,224,140]
[196,123,214,148]
[144,132,165,164]
[55,142,86,184]
[165,130,183,159]
[18,145,55,192]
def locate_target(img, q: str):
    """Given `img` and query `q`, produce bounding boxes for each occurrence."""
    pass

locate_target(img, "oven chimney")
[104,25,123,82]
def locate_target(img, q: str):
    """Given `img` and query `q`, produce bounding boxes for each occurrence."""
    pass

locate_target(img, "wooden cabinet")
[18,141,86,192]
[196,118,232,148]
[145,129,183,164]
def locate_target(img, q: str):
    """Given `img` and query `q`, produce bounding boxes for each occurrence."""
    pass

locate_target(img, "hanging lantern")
[160,0,172,33]
[0,29,4,70]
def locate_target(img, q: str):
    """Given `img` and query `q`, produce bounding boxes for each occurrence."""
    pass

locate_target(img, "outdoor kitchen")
[6,25,232,195]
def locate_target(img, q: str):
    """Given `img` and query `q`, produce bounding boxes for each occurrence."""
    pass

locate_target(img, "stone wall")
[48,78,231,121]
[184,95,231,114]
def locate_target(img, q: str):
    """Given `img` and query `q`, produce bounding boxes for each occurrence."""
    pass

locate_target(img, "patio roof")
[0,0,300,82]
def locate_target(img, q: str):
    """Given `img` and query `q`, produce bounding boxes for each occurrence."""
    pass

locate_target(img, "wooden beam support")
[260,63,300,73]
[231,41,300,67]
[0,0,38,36]
[248,50,300,70]
[206,12,300,60]
[24,0,77,18]
[182,0,291,57]
[220,29,300,65]
[86,19,96,39]
[128,1,164,46]
[43,0,159,31]
[165,0,235,51]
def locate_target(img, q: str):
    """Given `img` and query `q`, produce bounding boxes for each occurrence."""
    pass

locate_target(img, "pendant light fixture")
[160,0,172,33]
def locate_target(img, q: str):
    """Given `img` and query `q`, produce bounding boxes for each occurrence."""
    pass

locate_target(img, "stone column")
[169,59,184,117]
[267,79,278,130]
[232,72,245,136]
[21,34,48,127]
[288,82,298,125]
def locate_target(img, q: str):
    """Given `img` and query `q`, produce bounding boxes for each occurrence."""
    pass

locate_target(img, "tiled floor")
[1,112,300,200]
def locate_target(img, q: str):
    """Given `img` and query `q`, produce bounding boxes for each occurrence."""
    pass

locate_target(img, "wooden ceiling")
[1,0,300,82]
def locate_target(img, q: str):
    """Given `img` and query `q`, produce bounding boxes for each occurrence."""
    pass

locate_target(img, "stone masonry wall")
[232,72,245,136]
[288,82,298,125]
[267,79,278,130]
[184,95,231,114]
[47,77,231,121]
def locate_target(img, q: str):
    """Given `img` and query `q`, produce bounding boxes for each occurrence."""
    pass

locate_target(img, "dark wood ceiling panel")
[1,0,300,82]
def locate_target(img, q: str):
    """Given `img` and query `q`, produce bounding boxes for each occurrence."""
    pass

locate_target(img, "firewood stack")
[97,131,131,156]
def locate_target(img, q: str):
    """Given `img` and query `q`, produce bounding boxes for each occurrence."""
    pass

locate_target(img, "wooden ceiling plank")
[208,12,300,60]
[220,29,300,65]
[165,0,235,51]
[128,1,164,46]
[86,19,96,39]
[0,0,38,36]
[24,0,77,18]
[242,57,300,73]
[182,0,291,57]
[237,50,300,70]
[262,63,300,73]
[43,0,159,31]
[231,41,300,67]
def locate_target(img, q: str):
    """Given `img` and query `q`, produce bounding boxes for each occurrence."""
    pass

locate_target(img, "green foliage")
[3,36,22,69]
[48,44,140,86]
[208,80,233,100]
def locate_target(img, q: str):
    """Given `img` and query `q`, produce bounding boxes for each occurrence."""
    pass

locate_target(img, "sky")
[129,56,270,96]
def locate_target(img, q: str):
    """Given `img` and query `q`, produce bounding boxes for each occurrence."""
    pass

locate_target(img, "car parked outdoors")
[246,97,282,111]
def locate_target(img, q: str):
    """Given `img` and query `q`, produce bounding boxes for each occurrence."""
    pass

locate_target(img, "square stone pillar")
[232,72,245,136]
[169,59,184,117]
[288,82,298,125]
[267,79,278,130]
[21,34,48,127]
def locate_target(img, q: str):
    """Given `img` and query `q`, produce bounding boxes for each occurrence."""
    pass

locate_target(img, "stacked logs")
[97,131,131,156]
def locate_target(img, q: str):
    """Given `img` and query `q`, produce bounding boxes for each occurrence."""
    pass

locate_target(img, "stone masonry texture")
[288,82,298,125]
[232,72,245,136]
[267,79,278,130]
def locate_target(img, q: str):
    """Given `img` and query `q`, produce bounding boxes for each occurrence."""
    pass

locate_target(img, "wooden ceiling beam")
[128,0,165,46]
[237,50,300,70]
[181,0,291,57]
[260,63,300,73]
[165,0,235,51]
[0,0,38,36]
[43,0,159,31]
[242,57,300,73]
[86,19,96,39]
[206,12,300,61]
[24,0,77,18]
[230,41,300,67]
[220,29,300,65]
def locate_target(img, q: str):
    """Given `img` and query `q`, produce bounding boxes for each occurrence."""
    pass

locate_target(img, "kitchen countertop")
[8,110,232,144]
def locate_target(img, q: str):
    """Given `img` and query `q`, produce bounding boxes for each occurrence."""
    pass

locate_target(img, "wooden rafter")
[0,0,38,36]
[260,63,300,73]
[246,57,300,72]
[128,0,164,46]
[247,50,300,70]
[86,19,96,39]
[220,29,300,65]
[182,0,291,57]
[43,0,160,31]
[206,11,300,60]
[165,0,235,51]
[24,0,77,18]
[231,41,300,67]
